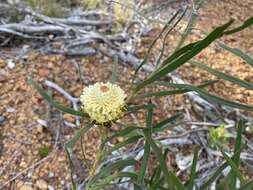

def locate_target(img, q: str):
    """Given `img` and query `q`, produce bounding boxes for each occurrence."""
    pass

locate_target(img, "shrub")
[30,13,253,190]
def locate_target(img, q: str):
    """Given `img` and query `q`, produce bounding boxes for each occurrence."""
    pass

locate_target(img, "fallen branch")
[44,80,81,127]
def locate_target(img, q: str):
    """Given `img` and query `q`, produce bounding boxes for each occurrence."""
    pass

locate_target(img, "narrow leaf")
[135,20,233,92]
[127,104,156,113]
[102,126,141,147]
[186,147,199,190]
[89,159,138,185]
[29,77,88,117]
[155,7,188,67]
[224,16,253,35]
[238,179,253,190]
[175,0,203,50]
[220,149,245,183]
[64,124,93,190]
[135,9,182,74]
[189,60,253,90]
[143,130,186,190]
[104,135,142,156]
[153,113,182,133]
[157,82,253,112]
[111,56,118,83]
[65,124,93,149]
[92,172,138,190]
[137,108,153,188]
[219,43,253,67]
[135,79,219,99]
[224,120,244,188]
[200,146,244,190]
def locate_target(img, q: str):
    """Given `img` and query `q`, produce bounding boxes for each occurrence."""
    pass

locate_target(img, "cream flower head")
[80,82,126,124]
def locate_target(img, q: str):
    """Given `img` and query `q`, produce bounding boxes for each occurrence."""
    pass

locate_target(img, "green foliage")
[209,125,233,148]
[29,78,88,117]
[25,0,69,17]
[30,14,253,190]
[38,145,51,158]
[81,0,100,10]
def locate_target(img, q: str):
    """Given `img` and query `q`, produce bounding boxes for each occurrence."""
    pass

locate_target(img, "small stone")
[0,116,5,126]
[0,69,6,75]
[48,185,55,190]
[38,69,50,77]
[58,157,65,162]
[6,107,16,113]
[27,170,33,178]
[35,179,48,190]
[49,34,54,39]
[20,161,27,167]
[19,184,34,190]
[7,59,15,69]
[37,119,48,127]
[48,172,54,178]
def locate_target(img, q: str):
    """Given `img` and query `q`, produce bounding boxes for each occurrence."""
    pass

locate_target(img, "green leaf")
[150,166,162,188]
[219,148,245,184]
[189,60,253,90]
[219,43,253,67]
[135,89,187,99]
[199,145,244,190]
[127,104,156,113]
[111,56,118,83]
[135,9,182,74]
[216,180,228,190]
[200,162,228,190]
[156,82,253,112]
[149,149,169,189]
[175,0,203,51]
[136,108,153,189]
[143,130,186,190]
[64,123,93,190]
[186,147,199,190]
[224,16,253,35]
[160,42,199,69]
[101,126,141,148]
[38,145,51,158]
[237,179,253,190]
[29,77,88,117]
[155,7,188,68]
[234,120,244,167]
[92,172,168,190]
[134,20,233,92]
[88,159,138,186]
[224,120,244,189]
[65,124,93,150]
[134,79,218,99]
[104,135,142,156]
[91,172,138,190]
[153,113,182,133]
[135,143,150,190]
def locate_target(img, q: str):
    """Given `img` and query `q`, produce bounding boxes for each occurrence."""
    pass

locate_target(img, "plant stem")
[89,125,108,177]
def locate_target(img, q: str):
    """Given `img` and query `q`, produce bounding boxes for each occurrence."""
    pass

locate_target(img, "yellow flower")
[80,82,126,124]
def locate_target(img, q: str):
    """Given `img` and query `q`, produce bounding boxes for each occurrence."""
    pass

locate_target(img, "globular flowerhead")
[80,82,126,124]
